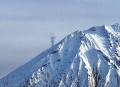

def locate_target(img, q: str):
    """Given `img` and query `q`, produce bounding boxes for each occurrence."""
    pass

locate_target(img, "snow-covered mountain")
[0,23,120,87]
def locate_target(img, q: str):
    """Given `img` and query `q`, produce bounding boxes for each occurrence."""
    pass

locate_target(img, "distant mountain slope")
[0,23,120,87]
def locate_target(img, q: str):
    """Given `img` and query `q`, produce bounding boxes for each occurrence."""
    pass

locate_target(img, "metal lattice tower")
[50,36,56,47]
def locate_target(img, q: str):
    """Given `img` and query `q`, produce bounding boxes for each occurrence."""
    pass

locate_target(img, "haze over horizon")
[0,0,120,78]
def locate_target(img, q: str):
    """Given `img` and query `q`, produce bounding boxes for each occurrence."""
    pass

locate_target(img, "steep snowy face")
[0,24,120,87]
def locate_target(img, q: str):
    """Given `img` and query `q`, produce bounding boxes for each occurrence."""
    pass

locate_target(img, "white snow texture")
[0,23,120,87]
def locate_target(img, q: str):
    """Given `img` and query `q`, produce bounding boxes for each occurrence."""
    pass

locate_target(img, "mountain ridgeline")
[0,23,120,87]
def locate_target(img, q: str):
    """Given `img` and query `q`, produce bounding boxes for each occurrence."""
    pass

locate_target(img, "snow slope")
[0,23,120,87]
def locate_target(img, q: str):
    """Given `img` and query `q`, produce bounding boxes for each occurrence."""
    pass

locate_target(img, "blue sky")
[0,0,120,78]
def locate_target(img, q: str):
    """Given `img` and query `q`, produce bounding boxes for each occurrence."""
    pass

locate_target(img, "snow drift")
[0,23,120,87]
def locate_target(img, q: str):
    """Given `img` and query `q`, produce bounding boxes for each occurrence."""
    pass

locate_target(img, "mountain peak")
[0,24,120,87]
[112,23,120,27]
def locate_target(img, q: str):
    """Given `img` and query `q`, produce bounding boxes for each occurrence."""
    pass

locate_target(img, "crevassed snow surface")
[0,23,120,87]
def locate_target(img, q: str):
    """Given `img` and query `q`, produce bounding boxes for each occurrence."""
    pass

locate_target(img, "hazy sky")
[0,0,120,78]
